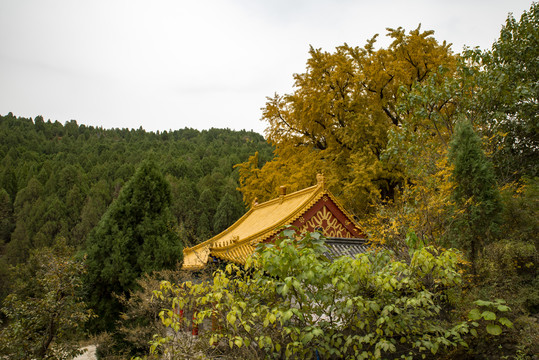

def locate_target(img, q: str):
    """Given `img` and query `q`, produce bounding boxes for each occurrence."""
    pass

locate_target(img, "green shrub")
[146,231,513,359]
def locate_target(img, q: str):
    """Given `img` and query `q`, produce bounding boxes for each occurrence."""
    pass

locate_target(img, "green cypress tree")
[196,211,212,241]
[6,221,31,264]
[448,120,502,272]
[198,188,217,221]
[0,188,14,244]
[71,180,111,246]
[85,160,183,332]
[213,192,244,234]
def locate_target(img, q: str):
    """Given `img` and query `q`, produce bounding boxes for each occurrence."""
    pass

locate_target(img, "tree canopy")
[0,114,272,262]
[467,3,538,182]
[0,114,276,335]
[84,160,183,331]
[237,26,457,214]
[0,243,91,359]
[448,120,502,272]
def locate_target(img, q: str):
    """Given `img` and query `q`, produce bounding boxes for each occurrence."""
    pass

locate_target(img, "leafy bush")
[0,243,92,359]
[110,267,213,358]
[146,230,512,359]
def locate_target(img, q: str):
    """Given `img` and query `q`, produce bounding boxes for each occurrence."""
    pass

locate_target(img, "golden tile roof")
[182,177,359,269]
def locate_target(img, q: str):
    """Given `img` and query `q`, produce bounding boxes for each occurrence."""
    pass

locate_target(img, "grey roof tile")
[324,237,370,261]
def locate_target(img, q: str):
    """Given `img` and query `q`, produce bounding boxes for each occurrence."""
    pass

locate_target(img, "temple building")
[182,174,367,270]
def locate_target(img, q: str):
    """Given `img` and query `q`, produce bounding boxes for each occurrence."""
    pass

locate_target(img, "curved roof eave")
[210,184,327,253]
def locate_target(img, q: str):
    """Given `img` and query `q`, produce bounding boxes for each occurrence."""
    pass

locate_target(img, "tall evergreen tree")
[71,180,111,246]
[448,120,502,272]
[213,192,244,234]
[84,160,183,332]
[6,221,31,265]
[0,188,13,245]
[196,211,212,241]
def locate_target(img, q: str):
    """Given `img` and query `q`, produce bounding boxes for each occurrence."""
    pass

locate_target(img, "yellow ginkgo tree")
[238,26,458,215]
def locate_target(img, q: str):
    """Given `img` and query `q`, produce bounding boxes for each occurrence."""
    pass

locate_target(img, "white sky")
[0,0,533,135]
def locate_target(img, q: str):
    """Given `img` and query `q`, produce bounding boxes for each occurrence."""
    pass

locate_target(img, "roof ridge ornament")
[316,173,325,187]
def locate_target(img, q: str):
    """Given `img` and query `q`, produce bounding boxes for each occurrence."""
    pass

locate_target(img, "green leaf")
[474,300,491,307]
[227,312,237,326]
[481,311,496,321]
[486,324,502,336]
[282,309,293,322]
[302,332,314,345]
[468,308,481,320]
[234,337,243,348]
[498,317,513,328]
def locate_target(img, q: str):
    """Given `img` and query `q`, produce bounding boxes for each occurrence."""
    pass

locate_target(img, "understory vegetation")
[146,231,516,360]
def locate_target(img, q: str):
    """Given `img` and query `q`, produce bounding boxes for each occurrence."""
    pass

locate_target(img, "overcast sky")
[0,1,533,135]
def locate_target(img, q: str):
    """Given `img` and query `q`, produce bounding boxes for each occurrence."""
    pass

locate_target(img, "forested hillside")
[0,113,273,296]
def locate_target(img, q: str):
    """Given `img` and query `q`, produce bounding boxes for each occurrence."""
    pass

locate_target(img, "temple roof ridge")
[182,176,362,270]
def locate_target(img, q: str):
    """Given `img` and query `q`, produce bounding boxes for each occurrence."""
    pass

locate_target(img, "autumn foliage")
[237,26,457,214]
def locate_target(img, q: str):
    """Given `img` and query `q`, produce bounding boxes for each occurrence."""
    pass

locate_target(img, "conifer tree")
[213,192,244,234]
[448,120,502,272]
[0,188,13,244]
[84,160,183,332]
[196,211,212,241]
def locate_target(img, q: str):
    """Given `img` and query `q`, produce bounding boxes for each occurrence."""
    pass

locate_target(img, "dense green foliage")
[0,112,273,345]
[0,243,91,359]
[85,160,183,332]
[150,231,513,359]
[448,120,502,271]
[0,112,272,294]
[467,3,538,182]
